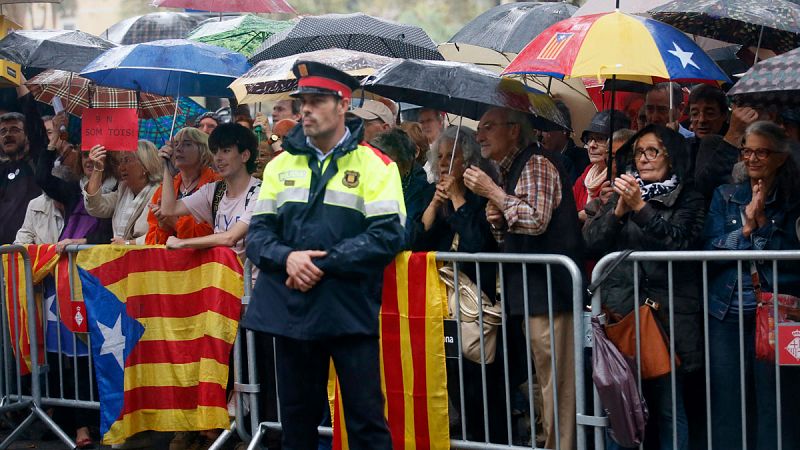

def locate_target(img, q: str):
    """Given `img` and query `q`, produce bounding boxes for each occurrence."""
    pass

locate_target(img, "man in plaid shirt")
[464,106,582,450]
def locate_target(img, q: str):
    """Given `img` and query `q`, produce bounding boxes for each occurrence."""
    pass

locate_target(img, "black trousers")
[274,334,392,450]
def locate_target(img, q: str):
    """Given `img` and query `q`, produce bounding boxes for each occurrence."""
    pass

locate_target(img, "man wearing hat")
[244,61,405,449]
[349,99,394,142]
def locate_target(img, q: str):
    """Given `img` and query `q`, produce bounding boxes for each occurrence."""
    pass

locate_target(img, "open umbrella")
[0,30,116,73]
[153,0,295,13]
[362,59,567,129]
[230,48,395,103]
[503,10,729,179]
[727,46,800,105]
[249,12,443,63]
[25,69,179,120]
[139,97,206,147]
[81,39,250,98]
[102,12,210,45]
[187,14,293,56]
[649,0,800,54]
[438,2,577,68]
[82,39,250,136]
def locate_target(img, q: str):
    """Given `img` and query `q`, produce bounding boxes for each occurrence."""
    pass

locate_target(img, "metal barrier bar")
[588,250,800,450]
[0,245,74,449]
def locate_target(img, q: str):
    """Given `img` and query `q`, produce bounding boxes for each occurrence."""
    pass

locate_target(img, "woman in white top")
[84,140,162,245]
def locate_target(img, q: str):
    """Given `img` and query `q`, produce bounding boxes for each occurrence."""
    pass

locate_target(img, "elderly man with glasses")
[463,106,582,450]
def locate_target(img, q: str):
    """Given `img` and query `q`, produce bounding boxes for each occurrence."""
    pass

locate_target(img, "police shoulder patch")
[342,170,360,188]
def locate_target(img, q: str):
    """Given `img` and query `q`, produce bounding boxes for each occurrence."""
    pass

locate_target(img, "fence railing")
[588,250,800,450]
[4,247,799,450]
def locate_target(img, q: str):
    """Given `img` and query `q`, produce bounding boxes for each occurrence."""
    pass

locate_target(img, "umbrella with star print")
[502,10,729,178]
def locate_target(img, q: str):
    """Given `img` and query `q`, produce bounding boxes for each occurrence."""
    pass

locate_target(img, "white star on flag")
[668,42,700,70]
[98,315,126,370]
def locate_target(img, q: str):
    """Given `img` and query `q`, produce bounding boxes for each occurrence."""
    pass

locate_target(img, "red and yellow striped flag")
[331,252,450,449]
[1,244,59,375]
[74,246,243,444]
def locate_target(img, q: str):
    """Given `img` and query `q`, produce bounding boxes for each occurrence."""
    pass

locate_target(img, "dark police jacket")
[243,118,406,340]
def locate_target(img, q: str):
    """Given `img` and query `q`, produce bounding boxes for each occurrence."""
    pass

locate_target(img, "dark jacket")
[584,125,706,372]
[402,163,434,249]
[562,138,590,185]
[0,93,46,244]
[414,190,498,299]
[501,145,584,316]
[243,118,406,340]
[694,135,739,203]
[703,182,800,321]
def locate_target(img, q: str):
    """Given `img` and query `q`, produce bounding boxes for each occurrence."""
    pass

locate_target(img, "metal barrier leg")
[208,421,237,450]
[246,423,265,450]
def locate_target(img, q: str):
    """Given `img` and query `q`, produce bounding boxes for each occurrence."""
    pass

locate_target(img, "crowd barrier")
[2,246,799,450]
[587,250,800,450]
[0,245,76,449]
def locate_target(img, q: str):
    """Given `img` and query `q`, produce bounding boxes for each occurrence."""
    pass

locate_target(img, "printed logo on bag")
[778,326,800,365]
[342,170,360,188]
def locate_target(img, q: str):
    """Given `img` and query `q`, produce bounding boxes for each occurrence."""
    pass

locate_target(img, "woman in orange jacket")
[146,127,220,244]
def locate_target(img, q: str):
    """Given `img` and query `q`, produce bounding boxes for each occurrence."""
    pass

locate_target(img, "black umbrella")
[249,12,443,64]
[649,0,800,54]
[0,30,116,73]
[441,2,577,60]
[101,12,214,45]
[361,59,568,130]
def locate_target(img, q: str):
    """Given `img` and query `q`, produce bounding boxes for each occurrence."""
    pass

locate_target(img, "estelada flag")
[331,252,450,450]
[75,246,243,444]
[1,244,59,375]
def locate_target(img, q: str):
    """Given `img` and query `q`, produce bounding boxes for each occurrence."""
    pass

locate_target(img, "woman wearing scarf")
[574,110,631,224]
[583,124,706,450]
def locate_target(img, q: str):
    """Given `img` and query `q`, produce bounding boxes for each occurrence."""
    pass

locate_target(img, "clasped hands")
[286,250,327,292]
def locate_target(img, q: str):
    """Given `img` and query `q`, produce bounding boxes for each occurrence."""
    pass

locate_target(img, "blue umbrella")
[138,97,206,148]
[80,39,251,98]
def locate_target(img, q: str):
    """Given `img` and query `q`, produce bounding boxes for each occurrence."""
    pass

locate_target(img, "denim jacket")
[703,182,800,320]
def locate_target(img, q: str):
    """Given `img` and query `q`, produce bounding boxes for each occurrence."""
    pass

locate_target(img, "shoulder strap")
[586,249,635,296]
[245,180,261,208]
[211,181,226,221]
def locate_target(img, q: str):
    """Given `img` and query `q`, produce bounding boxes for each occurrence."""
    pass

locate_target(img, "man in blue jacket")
[244,61,405,450]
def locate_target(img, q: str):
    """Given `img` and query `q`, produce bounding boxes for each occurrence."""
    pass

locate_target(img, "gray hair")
[506,109,535,148]
[428,125,480,182]
[0,112,24,124]
[744,120,790,154]
[612,128,636,145]
[648,82,683,105]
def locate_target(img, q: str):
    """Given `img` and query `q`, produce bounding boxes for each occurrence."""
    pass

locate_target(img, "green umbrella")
[187,15,293,56]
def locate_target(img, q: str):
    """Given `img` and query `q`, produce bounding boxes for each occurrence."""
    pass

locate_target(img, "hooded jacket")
[584,125,706,372]
[243,118,406,339]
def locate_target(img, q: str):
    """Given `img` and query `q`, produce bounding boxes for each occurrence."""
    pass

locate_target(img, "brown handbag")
[587,250,677,380]
[604,298,678,380]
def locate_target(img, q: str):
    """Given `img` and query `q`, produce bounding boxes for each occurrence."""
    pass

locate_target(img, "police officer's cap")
[291,61,360,99]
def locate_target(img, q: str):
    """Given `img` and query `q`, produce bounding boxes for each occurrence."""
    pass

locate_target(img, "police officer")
[244,61,405,450]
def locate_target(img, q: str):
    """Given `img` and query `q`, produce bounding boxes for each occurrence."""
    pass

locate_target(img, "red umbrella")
[152,0,295,14]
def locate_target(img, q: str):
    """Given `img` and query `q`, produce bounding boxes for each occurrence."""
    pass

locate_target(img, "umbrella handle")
[447,115,464,175]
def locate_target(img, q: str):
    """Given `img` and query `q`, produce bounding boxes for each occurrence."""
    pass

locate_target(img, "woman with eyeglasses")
[145,127,220,244]
[84,141,163,245]
[703,121,800,450]
[583,124,705,450]
[573,110,633,225]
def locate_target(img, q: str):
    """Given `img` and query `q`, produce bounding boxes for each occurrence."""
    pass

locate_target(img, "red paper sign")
[778,324,800,366]
[81,108,139,152]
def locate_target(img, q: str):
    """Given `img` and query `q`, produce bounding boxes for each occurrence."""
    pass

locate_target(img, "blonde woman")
[85,140,162,245]
[146,127,220,244]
